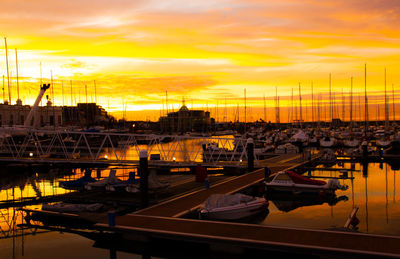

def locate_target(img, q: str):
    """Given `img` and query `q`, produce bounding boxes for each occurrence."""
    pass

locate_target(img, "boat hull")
[265,183,337,196]
[200,199,268,220]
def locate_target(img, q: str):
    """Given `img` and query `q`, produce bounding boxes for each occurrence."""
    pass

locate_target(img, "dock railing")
[0,129,259,167]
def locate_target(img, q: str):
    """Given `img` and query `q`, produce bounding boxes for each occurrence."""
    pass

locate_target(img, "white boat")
[289,130,309,147]
[199,193,268,220]
[319,136,337,148]
[376,138,391,148]
[265,171,348,195]
[318,149,337,166]
[343,138,360,148]
[274,143,299,154]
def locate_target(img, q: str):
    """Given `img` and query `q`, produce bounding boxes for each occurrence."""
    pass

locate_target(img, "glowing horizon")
[1,0,400,122]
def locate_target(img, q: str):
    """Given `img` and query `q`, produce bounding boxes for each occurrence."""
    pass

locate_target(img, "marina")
[2,2,400,258]
[1,141,400,258]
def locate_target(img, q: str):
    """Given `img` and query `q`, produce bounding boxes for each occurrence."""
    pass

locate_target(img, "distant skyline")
[1,0,400,121]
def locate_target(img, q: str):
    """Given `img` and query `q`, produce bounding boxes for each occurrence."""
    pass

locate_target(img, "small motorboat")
[265,171,348,195]
[199,193,268,220]
[59,169,96,190]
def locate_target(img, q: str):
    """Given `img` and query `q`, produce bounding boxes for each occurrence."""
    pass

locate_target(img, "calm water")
[1,159,400,258]
[262,162,400,235]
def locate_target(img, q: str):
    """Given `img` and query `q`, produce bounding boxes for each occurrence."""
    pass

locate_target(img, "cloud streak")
[1,0,400,118]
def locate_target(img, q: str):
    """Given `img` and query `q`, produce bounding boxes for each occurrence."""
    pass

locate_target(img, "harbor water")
[1,153,400,257]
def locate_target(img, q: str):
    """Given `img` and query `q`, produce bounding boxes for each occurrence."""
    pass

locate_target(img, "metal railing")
[0,129,257,167]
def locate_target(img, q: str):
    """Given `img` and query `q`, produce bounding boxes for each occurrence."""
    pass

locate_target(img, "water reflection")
[1,161,400,258]
[262,162,400,236]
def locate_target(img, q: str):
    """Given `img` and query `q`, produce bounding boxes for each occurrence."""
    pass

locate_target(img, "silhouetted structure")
[159,105,211,133]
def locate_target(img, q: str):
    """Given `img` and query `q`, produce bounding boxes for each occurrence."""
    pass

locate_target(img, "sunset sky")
[1,0,400,121]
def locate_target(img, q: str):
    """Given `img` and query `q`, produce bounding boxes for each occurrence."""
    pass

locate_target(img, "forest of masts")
[2,38,398,124]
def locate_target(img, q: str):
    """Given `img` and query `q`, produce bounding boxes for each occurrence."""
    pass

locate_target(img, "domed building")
[159,104,212,134]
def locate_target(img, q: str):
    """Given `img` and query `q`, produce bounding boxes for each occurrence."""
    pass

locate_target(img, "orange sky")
[1,0,400,121]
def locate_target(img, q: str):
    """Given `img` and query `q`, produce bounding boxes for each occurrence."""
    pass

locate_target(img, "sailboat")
[376,68,392,148]
[343,77,360,148]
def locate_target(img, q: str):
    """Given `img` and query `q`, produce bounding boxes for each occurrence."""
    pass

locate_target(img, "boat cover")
[86,169,121,189]
[148,169,170,190]
[291,130,308,142]
[203,193,255,210]
[286,171,326,186]
[59,169,95,189]
[42,203,103,212]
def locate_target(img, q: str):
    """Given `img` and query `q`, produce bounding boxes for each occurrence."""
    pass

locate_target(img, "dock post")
[139,149,149,208]
[247,138,254,172]
[108,210,116,227]
[362,140,368,159]
[264,166,271,179]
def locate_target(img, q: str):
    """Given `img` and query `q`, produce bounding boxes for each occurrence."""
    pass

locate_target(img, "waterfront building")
[63,103,111,127]
[0,99,62,127]
[0,101,111,128]
[159,105,212,133]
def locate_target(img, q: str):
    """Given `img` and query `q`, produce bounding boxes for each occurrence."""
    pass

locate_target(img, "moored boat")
[319,136,337,148]
[265,170,348,195]
[59,169,96,190]
[199,193,268,220]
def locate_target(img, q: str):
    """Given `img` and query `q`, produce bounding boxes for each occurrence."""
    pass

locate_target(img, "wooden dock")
[91,153,400,258]
[96,214,400,258]
[23,152,400,258]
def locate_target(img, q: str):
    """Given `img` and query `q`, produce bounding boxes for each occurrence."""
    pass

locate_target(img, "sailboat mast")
[291,88,294,125]
[350,77,353,128]
[275,87,280,125]
[4,37,11,104]
[393,84,396,122]
[2,75,4,102]
[263,94,266,123]
[15,48,20,102]
[61,80,64,106]
[70,80,73,106]
[85,83,88,103]
[342,88,345,121]
[94,80,97,104]
[298,82,302,127]
[329,73,332,122]
[51,70,54,103]
[244,88,247,133]
[311,81,314,124]
[166,90,169,114]
[364,64,369,130]
[385,68,389,130]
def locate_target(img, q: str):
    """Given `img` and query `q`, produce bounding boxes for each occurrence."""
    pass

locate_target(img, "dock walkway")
[132,153,305,218]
